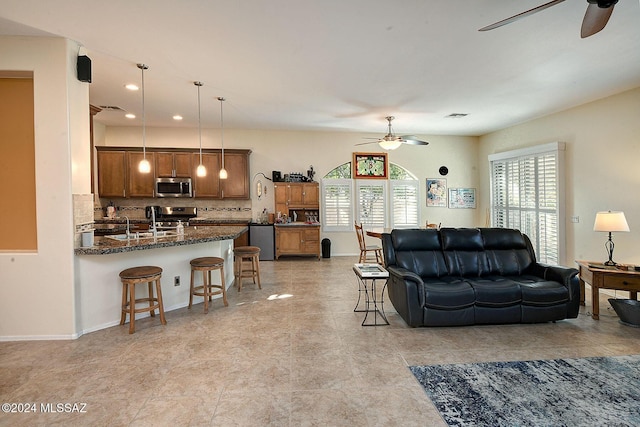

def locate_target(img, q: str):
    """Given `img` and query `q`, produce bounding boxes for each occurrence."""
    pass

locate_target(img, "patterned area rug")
[410,355,640,427]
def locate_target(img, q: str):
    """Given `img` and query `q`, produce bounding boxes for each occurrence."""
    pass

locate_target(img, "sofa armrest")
[535,263,581,318]
[386,266,425,327]
[540,264,579,287]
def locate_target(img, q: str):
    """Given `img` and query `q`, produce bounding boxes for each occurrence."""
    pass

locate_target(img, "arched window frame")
[321,162,419,232]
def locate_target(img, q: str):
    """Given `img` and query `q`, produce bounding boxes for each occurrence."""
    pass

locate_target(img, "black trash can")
[321,238,331,258]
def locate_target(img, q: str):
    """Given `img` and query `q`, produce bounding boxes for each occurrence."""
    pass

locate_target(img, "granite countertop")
[76,225,247,255]
[189,217,251,224]
[274,222,321,227]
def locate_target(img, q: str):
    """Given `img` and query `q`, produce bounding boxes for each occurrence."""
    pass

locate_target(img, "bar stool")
[233,246,261,291]
[189,256,228,313]
[119,266,166,334]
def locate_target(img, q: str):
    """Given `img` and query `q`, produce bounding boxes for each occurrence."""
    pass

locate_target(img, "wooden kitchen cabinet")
[97,150,127,198]
[156,152,192,178]
[221,151,250,199]
[193,150,250,199]
[275,225,320,259]
[274,182,319,215]
[95,147,250,199]
[192,152,221,198]
[127,151,156,197]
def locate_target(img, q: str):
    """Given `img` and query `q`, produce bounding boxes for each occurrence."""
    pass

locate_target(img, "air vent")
[99,105,125,111]
[445,113,468,118]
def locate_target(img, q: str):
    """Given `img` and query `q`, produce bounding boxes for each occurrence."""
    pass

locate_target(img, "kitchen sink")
[105,230,178,241]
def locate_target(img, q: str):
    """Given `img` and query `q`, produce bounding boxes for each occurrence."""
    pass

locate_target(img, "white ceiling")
[1,0,639,137]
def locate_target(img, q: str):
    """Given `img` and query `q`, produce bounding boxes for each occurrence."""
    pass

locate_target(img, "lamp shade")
[593,211,630,232]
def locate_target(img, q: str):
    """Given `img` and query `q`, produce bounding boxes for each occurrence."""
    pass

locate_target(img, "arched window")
[321,162,419,231]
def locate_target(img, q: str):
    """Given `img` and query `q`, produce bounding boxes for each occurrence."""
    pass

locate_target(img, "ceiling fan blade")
[401,137,429,146]
[581,2,615,38]
[479,0,566,31]
[354,141,378,146]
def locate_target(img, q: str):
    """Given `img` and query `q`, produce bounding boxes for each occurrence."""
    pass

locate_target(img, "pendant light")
[194,81,206,177]
[137,63,151,173]
[217,97,228,180]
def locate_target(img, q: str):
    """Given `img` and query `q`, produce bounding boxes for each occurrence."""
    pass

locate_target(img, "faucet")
[150,207,158,238]
[124,216,131,238]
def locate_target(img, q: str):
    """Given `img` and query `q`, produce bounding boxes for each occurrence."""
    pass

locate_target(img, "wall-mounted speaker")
[77,55,92,83]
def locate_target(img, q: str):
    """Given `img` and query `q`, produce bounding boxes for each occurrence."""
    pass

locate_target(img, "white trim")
[488,141,565,162]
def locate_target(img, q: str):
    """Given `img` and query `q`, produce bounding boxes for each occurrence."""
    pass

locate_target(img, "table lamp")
[593,211,630,266]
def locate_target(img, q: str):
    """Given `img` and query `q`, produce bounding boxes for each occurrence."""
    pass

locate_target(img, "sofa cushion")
[481,228,535,275]
[465,277,522,307]
[392,229,448,278]
[422,278,475,310]
[440,228,489,277]
[518,281,569,306]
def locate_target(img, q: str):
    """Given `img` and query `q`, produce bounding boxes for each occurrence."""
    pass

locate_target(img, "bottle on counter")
[176,220,184,236]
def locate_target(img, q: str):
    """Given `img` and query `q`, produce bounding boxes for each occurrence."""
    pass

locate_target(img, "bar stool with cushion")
[233,246,261,291]
[189,256,228,313]
[119,265,166,334]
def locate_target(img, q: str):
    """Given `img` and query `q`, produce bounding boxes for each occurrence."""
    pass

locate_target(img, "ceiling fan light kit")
[479,0,619,38]
[357,116,429,150]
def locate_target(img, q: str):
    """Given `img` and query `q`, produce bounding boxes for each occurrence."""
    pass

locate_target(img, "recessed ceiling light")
[125,83,139,91]
[445,113,469,118]
[125,113,136,119]
[173,115,183,121]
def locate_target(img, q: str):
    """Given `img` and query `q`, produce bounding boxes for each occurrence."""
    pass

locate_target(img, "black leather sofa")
[381,228,580,327]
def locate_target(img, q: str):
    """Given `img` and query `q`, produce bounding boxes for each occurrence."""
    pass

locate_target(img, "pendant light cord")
[196,82,203,164]
[218,97,225,170]
[137,63,149,160]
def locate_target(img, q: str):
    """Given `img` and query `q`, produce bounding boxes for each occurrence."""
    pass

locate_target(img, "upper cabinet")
[156,152,192,178]
[192,152,221,198]
[127,152,156,197]
[274,182,319,215]
[96,147,251,199]
[220,151,250,199]
[97,150,126,198]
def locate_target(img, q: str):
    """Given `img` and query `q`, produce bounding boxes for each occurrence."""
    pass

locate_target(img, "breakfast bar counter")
[75,225,247,255]
[75,226,246,335]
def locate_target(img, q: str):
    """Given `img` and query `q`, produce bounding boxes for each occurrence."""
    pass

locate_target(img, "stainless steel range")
[146,206,197,228]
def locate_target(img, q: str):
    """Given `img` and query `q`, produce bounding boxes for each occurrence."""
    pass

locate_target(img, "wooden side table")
[576,261,640,320]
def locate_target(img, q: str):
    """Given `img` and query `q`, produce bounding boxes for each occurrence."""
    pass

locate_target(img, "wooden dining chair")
[354,222,383,264]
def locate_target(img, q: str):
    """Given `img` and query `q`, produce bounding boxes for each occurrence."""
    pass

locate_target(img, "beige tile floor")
[1,256,640,426]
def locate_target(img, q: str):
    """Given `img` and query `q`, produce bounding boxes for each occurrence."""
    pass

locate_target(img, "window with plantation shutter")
[489,142,565,265]
[356,180,387,227]
[391,180,419,228]
[321,179,352,232]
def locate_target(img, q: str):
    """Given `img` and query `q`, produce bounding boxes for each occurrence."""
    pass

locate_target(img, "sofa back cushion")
[440,228,489,277]
[390,229,448,277]
[480,228,535,275]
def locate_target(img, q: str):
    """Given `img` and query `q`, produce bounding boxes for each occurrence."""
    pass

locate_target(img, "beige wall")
[478,87,640,266]
[101,127,481,255]
[0,36,90,339]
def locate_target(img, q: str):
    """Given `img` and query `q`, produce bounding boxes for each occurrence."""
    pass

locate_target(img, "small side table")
[576,260,640,320]
[353,263,389,326]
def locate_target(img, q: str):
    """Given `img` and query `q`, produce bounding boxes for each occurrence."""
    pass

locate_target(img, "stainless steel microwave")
[155,177,193,198]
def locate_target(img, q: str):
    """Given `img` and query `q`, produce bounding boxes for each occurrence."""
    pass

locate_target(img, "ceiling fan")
[356,116,429,150]
[479,0,619,39]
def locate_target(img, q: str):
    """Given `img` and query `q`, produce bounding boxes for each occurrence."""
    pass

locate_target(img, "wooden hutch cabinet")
[274,181,320,260]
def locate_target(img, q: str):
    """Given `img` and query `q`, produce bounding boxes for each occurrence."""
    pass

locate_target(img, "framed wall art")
[426,178,447,207]
[352,152,388,179]
[448,188,476,209]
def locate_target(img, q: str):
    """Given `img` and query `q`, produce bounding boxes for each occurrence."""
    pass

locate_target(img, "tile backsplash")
[95,197,252,221]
